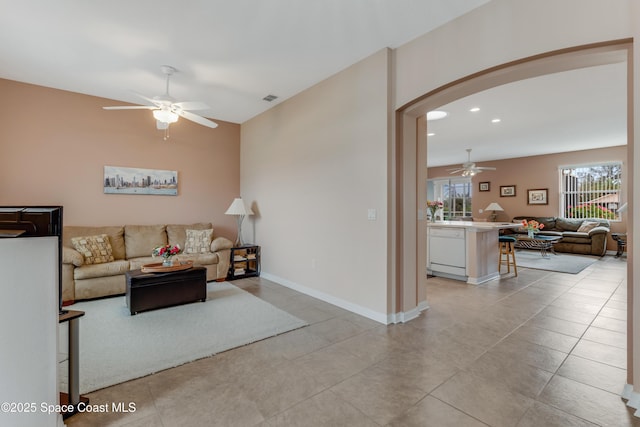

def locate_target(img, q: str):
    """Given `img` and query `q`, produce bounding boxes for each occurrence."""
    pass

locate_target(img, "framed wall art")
[103,166,178,196]
[500,185,516,197]
[527,188,548,205]
[479,182,490,192]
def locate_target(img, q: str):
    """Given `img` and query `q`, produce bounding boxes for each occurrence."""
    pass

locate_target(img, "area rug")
[515,250,600,274]
[59,281,307,394]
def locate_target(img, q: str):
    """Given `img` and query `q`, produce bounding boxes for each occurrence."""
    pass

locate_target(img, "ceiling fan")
[447,148,496,176]
[103,65,218,139]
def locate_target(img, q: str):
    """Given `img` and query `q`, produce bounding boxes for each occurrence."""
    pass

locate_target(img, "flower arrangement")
[521,219,544,237]
[427,200,444,220]
[152,244,181,265]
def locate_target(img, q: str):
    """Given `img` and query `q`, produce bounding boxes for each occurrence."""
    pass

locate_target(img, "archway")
[393,38,633,382]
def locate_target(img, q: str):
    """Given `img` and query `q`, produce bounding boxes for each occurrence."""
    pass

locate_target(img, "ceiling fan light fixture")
[153,109,179,124]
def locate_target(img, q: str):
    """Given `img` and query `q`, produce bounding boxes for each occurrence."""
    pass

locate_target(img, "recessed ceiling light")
[492,118,501,123]
[426,110,448,121]
[427,132,435,137]
[469,107,480,112]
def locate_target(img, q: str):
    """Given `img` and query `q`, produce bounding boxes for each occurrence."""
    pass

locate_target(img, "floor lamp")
[225,198,254,247]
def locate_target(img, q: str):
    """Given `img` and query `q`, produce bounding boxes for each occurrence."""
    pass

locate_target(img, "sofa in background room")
[509,216,610,256]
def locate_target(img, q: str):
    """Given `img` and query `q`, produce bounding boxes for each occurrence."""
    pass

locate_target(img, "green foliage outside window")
[566,203,615,219]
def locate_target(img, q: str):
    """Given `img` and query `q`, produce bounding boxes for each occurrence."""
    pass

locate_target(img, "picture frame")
[479,182,490,192]
[103,166,178,196]
[527,188,548,205]
[500,185,516,197]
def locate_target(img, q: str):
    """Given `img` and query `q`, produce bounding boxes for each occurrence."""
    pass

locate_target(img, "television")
[0,206,64,313]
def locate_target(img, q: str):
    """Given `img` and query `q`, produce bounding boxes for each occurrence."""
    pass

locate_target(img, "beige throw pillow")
[577,220,600,233]
[71,234,114,265]
[184,229,213,254]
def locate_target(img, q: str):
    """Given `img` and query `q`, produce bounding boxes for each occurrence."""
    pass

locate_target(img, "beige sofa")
[62,223,233,303]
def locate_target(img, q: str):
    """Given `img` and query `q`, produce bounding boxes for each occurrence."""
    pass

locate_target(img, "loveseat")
[62,223,233,303]
[508,216,610,256]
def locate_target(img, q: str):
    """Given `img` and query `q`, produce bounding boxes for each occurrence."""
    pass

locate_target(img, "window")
[427,177,472,219]
[560,162,623,220]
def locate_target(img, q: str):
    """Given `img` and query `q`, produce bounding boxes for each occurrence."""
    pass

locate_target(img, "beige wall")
[394,0,631,110]
[0,79,240,238]
[241,49,391,321]
[428,145,627,250]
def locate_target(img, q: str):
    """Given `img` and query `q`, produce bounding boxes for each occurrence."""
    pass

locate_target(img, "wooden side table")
[227,245,261,280]
[612,232,627,258]
[59,310,88,419]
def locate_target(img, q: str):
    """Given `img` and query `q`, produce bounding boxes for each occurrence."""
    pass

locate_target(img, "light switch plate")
[368,209,377,220]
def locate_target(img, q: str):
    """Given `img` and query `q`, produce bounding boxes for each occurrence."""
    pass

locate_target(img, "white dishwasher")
[428,227,466,278]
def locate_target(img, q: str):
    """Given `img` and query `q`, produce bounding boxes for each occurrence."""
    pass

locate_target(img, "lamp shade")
[225,198,254,216]
[485,202,504,212]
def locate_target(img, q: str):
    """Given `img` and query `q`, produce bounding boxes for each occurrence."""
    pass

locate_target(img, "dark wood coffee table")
[514,234,562,258]
[125,266,207,315]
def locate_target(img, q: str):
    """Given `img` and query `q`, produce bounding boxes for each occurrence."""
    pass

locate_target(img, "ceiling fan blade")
[476,166,497,171]
[448,169,464,174]
[103,105,157,110]
[132,92,163,107]
[177,110,218,129]
[173,101,210,111]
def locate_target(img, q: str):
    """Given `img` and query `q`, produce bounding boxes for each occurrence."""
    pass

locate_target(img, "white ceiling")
[1,1,626,166]
[0,0,488,124]
[426,61,628,167]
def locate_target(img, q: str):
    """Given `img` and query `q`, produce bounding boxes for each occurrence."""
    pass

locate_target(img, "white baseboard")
[260,272,426,325]
[622,384,640,418]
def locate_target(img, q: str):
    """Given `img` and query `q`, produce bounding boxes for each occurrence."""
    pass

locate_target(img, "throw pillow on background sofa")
[577,220,600,233]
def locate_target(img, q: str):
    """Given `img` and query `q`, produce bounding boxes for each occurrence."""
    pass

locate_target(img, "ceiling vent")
[262,94,278,102]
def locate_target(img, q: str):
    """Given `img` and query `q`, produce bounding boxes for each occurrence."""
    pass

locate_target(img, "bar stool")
[498,235,517,276]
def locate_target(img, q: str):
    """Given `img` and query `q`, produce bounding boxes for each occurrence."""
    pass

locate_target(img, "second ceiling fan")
[447,149,496,176]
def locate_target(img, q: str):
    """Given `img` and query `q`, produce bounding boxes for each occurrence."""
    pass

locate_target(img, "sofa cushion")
[166,223,213,250]
[558,232,591,244]
[184,228,214,254]
[70,234,115,265]
[74,259,130,280]
[64,226,125,260]
[177,252,219,265]
[125,225,167,259]
[577,220,600,233]
[555,218,582,232]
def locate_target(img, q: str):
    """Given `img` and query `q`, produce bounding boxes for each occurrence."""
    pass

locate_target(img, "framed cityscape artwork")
[103,166,178,196]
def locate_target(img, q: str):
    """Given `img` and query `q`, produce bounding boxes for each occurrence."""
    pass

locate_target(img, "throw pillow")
[184,228,214,254]
[71,234,114,265]
[577,220,600,233]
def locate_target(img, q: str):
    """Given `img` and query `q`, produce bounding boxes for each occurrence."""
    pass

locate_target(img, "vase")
[162,257,173,267]
[527,229,535,239]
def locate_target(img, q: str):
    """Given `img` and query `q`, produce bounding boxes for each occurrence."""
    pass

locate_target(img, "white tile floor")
[66,255,637,426]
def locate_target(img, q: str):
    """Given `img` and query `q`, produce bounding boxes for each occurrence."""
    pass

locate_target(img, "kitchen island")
[427,221,520,284]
